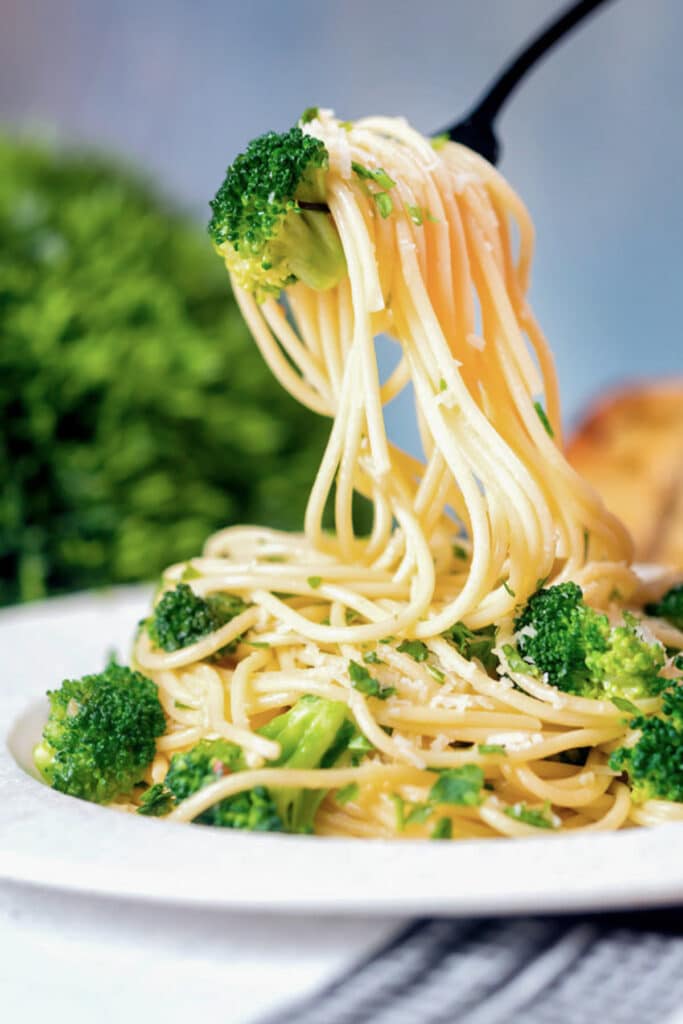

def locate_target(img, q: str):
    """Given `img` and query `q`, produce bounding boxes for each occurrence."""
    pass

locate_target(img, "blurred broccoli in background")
[0,132,331,605]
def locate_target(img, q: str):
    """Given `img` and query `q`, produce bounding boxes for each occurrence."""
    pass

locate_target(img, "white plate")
[2,588,682,917]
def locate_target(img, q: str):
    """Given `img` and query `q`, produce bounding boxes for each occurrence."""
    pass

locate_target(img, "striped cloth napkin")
[260,909,683,1024]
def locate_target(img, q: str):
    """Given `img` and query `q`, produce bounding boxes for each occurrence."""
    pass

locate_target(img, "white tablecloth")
[5,882,683,1024]
[0,882,399,1022]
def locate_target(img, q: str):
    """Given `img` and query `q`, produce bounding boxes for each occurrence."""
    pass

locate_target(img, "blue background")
[2,0,681,449]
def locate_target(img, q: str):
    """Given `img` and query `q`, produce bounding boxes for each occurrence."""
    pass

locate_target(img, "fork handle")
[446,0,618,158]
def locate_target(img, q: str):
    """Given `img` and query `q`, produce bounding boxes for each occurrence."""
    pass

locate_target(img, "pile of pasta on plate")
[33,110,683,840]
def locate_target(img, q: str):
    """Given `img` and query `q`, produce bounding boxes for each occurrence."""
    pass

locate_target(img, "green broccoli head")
[586,612,666,700]
[209,126,346,299]
[609,686,683,803]
[513,583,665,700]
[147,583,247,652]
[34,661,165,803]
[514,583,609,696]
[443,622,498,676]
[645,584,683,631]
[140,696,355,833]
[164,737,243,801]
[161,737,282,830]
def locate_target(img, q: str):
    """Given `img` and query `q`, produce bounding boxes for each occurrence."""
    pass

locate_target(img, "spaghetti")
[130,111,683,838]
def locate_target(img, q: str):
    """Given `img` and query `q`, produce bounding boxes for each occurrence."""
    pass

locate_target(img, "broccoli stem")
[284,209,345,292]
[261,697,349,833]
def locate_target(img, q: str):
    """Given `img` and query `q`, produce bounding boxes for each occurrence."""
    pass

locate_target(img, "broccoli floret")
[514,583,608,696]
[34,661,165,803]
[610,686,683,803]
[152,696,353,833]
[513,583,666,700]
[586,612,666,700]
[164,738,243,801]
[160,737,282,830]
[645,584,683,631]
[147,583,247,652]
[443,622,498,675]
[209,125,346,299]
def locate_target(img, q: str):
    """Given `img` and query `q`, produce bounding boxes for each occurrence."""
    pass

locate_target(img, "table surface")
[4,883,683,1024]
[0,881,400,1022]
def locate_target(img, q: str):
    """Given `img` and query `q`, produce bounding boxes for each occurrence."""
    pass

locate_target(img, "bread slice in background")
[566,380,683,568]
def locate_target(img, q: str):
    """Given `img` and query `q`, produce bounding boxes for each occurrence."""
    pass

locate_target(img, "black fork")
[442,0,618,164]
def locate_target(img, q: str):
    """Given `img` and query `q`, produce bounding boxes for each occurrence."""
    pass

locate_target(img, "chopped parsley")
[444,622,497,675]
[348,660,395,700]
[407,204,423,225]
[307,575,323,589]
[348,659,374,691]
[583,529,590,562]
[426,664,445,684]
[428,765,484,807]
[430,817,453,840]
[374,192,393,218]
[138,783,175,817]
[390,793,406,829]
[351,162,396,191]
[363,650,384,665]
[404,803,432,826]
[430,133,449,150]
[439,377,448,392]
[391,767,485,832]
[397,639,429,662]
[391,795,432,830]
[611,696,640,716]
[478,743,507,756]
[502,581,516,598]
[300,106,320,124]
[502,643,537,675]
[452,544,468,560]
[348,732,374,759]
[504,801,557,830]
[534,401,555,438]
